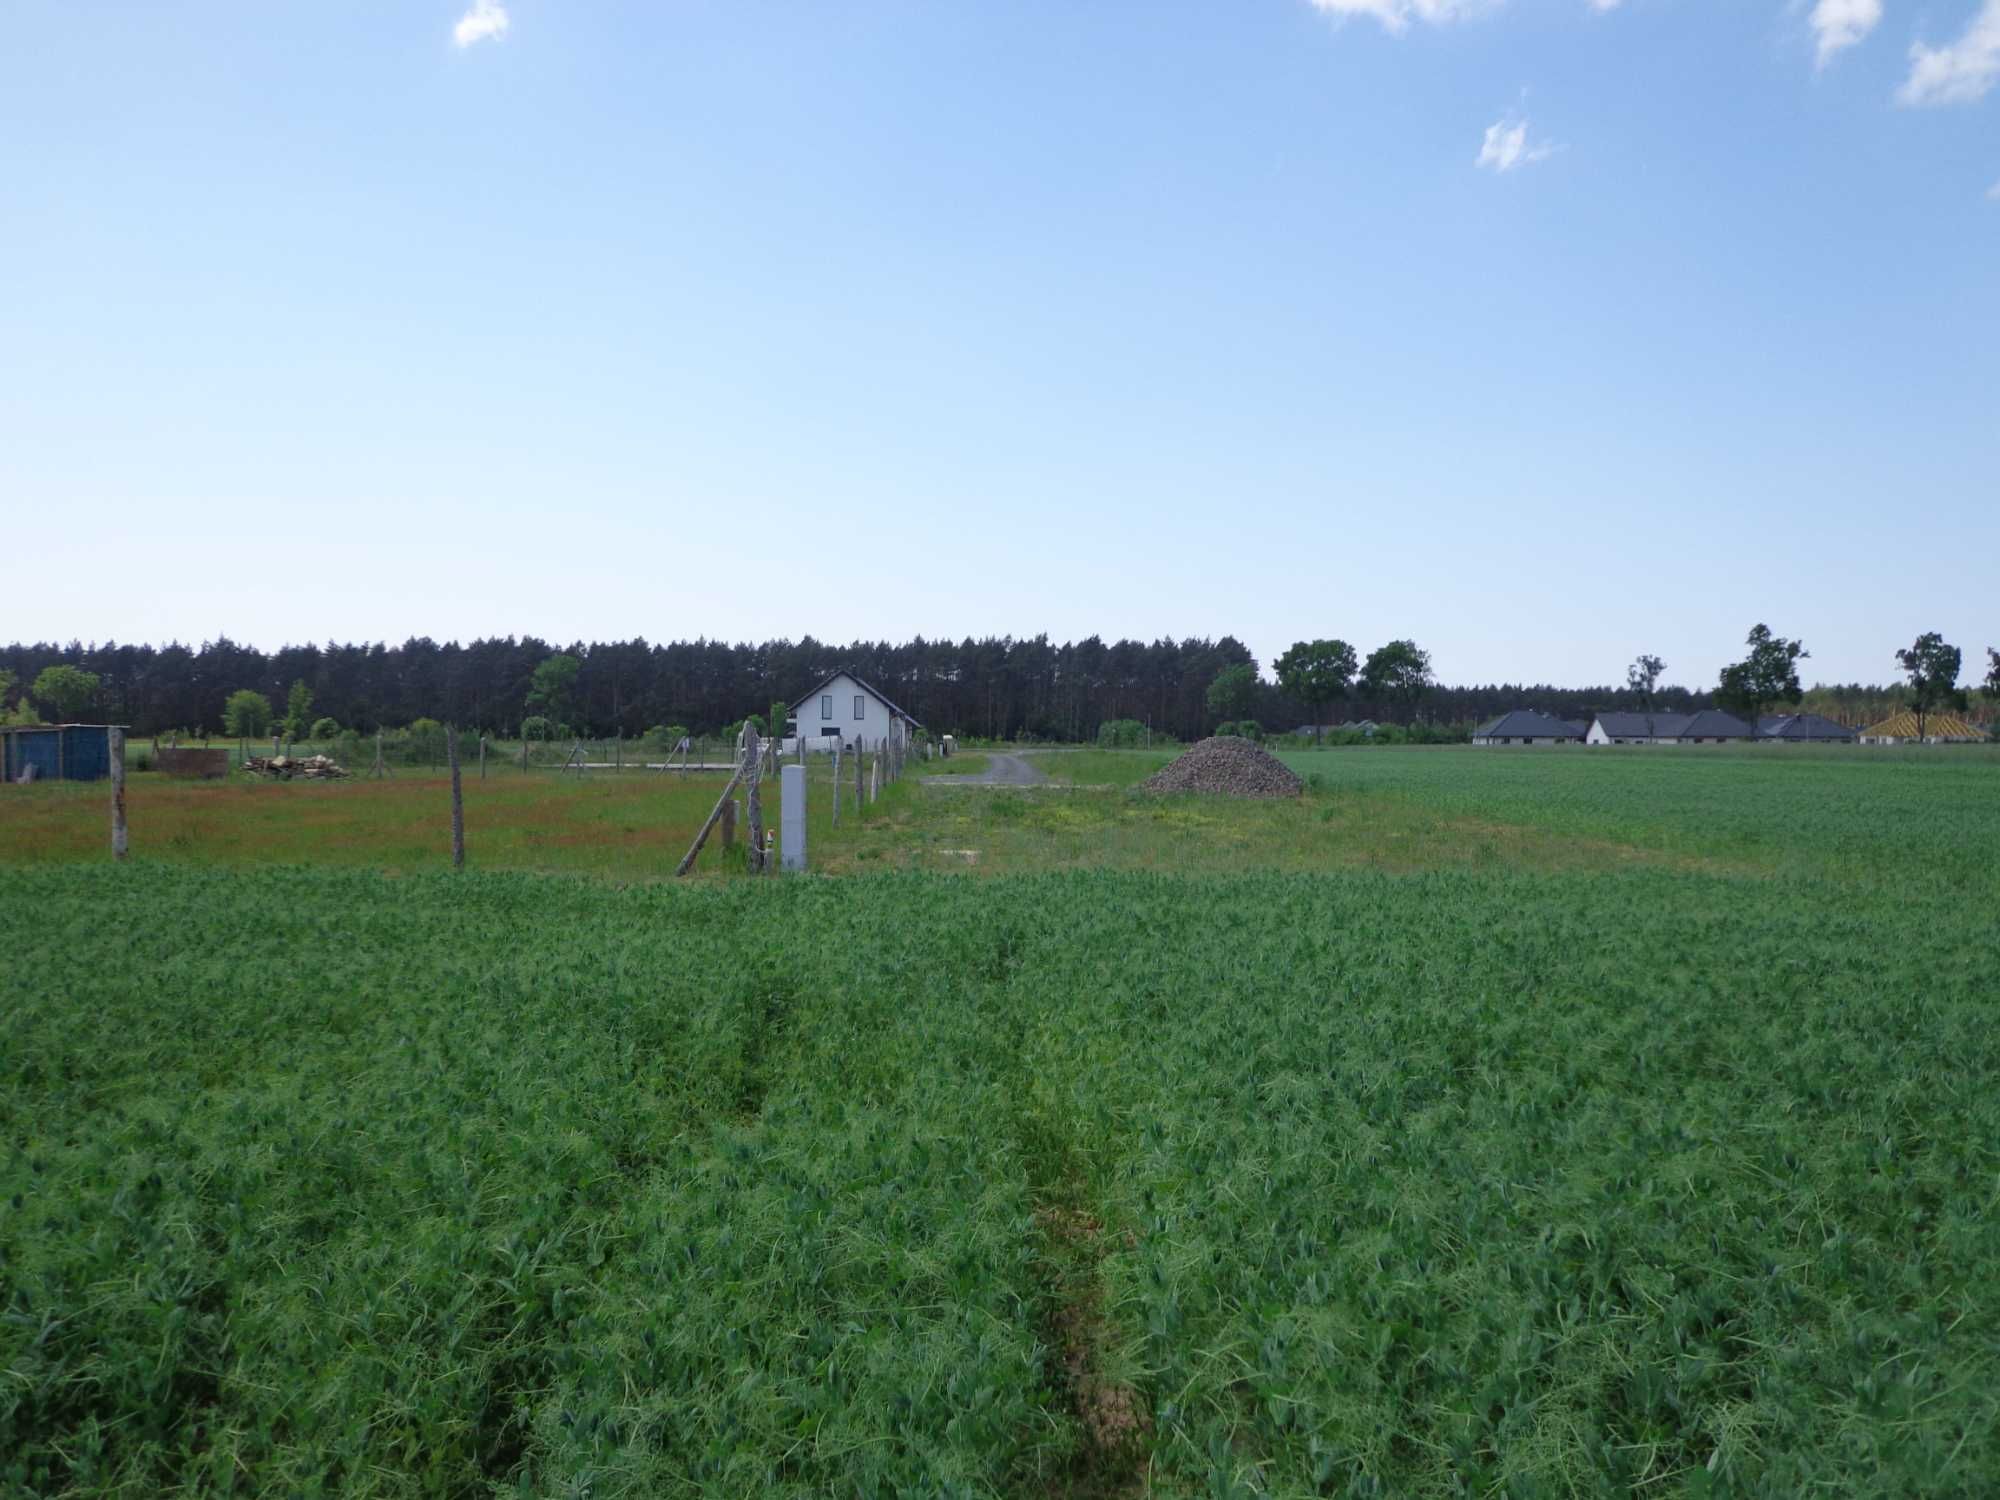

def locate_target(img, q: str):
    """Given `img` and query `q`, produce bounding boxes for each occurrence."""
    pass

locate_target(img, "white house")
[1586,712,1692,745]
[789,671,923,753]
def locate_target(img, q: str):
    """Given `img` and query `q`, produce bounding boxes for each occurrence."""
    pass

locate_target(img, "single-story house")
[788,671,923,753]
[1757,713,1856,744]
[2,723,127,783]
[1664,709,1754,743]
[1472,711,1584,746]
[1858,711,1986,745]
[1586,712,1692,745]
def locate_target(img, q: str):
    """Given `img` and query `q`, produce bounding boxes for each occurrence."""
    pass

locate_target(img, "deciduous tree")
[222,689,273,740]
[1360,640,1433,723]
[283,679,315,741]
[1894,632,1964,739]
[1204,663,1258,726]
[526,653,581,728]
[1626,654,1666,705]
[1275,639,1357,743]
[1715,625,1808,724]
[31,664,100,721]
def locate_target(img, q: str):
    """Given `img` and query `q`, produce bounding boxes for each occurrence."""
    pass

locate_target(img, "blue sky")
[3,0,1994,691]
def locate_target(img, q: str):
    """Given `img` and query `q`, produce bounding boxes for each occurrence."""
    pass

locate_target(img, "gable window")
[820,696,832,721]
[854,694,866,721]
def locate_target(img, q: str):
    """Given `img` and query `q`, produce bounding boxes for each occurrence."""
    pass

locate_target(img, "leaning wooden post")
[109,727,127,860]
[448,723,465,871]
[673,756,749,876]
[721,794,737,850]
[479,735,487,781]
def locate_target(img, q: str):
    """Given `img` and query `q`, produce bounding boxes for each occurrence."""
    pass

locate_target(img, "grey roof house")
[1757,713,1856,743]
[1472,711,1584,745]
[1586,712,1693,744]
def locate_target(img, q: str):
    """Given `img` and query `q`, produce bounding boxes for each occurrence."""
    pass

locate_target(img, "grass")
[6,746,2000,1495]
[0,761,892,880]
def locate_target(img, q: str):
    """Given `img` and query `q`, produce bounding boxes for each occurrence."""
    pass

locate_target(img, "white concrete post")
[781,763,805,871]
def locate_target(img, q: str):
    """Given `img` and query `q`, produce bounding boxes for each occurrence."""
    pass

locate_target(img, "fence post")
[448,724,465,871]
[745,732,766,874]
[722,795,737,850]
[855,738,864,811]
[781,763,805,871]
[109,727,127,860]
[831,744,841,826]
[480,735,487,780]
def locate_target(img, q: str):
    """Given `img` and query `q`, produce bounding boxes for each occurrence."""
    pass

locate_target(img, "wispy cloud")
[1899,0,2000,105]
[1476,115,1556,172]
[1810,0,1883,66]
[1306,0,1494,34]
[453,0,510,49]
[1989,177,2000,200]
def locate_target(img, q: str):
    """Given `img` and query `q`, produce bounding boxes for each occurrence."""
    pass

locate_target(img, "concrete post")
[109,728,127,860]
[781,763,805,871]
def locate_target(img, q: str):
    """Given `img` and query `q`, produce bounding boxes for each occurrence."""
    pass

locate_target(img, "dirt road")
[924,752,1049,787]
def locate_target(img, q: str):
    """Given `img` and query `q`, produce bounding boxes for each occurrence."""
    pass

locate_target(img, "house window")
[854,694,866,721]
[820,696,832,721]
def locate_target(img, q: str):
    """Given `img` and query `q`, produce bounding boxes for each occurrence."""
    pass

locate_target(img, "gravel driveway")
[923,752,1049,787]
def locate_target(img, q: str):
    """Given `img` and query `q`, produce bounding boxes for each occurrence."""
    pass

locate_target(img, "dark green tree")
[1275,639,1358,743]
[1360,640,1433,723]
[1985,648,2000,698]
[1894,632,1964,739]
[31,664,100,721]
[1204,663,1258,727]
[1715,624,1808,724]
[1626,654,1667,705]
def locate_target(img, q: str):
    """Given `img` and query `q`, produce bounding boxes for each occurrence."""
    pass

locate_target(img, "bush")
[1097,718,1148,748]
[1215,719,1265,742]
[520,716,553,742]
[307,717,341,741]
[646,723,690,751]
[405,718,446,765]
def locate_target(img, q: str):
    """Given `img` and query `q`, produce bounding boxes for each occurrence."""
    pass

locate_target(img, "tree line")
[2,629,1991,742]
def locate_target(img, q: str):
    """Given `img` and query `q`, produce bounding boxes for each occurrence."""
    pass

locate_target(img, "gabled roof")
[1859,711,1984,741]
[1591,712,1693,739]
[1474,710,1583,739]
[1673,710,1753,739]
[789,670,924,728]
[1758,713,1855,741]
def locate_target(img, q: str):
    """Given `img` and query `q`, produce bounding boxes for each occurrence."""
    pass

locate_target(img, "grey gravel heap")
[1138,736,1303,798]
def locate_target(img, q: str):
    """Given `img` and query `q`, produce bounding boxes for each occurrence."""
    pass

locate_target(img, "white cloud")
[1989,177,2000,199]
[1899,0,2000,105]
[1810,0,1883,65]
[1586,0,1623,11]
[453,0,509,48]
[1476,115,1555,172]
[1306,0,1494,34]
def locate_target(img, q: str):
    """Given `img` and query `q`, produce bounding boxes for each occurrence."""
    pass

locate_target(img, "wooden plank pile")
[244,754,349,781]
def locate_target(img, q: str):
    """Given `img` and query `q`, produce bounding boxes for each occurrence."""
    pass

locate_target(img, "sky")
[2,1,1995,692]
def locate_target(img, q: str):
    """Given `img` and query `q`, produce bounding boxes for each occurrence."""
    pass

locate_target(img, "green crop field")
[4,747,1998,1496]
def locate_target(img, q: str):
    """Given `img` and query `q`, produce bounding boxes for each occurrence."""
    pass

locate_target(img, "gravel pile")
[1138,736,1303,798]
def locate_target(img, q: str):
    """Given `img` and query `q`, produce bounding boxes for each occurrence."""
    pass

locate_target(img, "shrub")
[1097,718,1147,748]
[1215,719,1265,742]
[520,716,553,742]
[404,718,446,765]
[308,717,341,741]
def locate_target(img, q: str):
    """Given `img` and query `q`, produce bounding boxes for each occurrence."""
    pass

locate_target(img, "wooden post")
[521,731,528,773]
[855,738,863,812]
[109,728,127,860]
[722,795,737,849]
[831,744,841,826]
[480,735,487,780]
[674,758,749,876]
[448,724,465,870]
[745,733,766,874]
[615,733,622,773]
[869,746,879,804]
